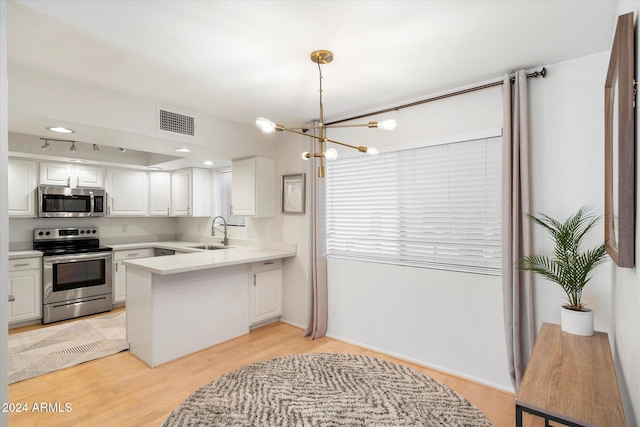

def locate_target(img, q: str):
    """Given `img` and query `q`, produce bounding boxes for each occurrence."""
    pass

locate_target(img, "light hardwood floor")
[8,309,546,426]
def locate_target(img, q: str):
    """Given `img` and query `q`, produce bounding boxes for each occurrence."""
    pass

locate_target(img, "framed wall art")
[604,12,635,268]
[282,173,306,214]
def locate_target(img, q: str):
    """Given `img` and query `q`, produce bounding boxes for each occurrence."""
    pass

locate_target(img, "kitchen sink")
[190,245,230,250]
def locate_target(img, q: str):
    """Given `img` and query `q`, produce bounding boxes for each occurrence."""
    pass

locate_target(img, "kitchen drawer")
[114,248,154,261]
[9,257,41,271]
[250,258,282,273]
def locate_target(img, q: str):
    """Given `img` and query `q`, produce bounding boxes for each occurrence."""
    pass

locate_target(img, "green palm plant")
[519,206,608,311]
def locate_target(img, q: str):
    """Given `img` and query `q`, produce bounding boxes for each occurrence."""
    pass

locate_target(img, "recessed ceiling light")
[175,147,192,153]
[47,126,74,134]
[203,161,214,166]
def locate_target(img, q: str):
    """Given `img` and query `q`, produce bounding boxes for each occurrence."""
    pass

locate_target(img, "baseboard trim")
[324,332,515,394]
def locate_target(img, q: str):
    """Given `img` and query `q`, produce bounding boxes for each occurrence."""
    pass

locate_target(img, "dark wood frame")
[604,12,635,268]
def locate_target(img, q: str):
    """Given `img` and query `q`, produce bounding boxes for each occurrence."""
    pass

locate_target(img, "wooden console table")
[516,323,626,427]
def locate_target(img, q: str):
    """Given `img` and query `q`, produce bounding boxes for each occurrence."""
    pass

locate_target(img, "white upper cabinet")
[149,171,172,216]
[171,168,211,217]
[75,165,104,188]
[106,169,148,216]
[40,162,104,188]
[40,162,71,187]
[231,156,275,217]
[8,158,37,217]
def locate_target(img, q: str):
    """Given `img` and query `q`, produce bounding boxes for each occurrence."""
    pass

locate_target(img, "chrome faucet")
[211,216,229,246]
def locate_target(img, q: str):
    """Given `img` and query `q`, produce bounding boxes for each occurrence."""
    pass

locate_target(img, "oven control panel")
[34,227,100,241]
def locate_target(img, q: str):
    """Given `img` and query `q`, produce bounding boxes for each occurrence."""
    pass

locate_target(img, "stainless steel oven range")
[34,227,113,324]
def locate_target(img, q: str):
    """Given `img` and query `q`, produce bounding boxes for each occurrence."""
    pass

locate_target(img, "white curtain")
[502,70,535,389]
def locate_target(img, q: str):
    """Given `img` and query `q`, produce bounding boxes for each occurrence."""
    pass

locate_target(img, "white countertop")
[107,241,211,253]
[122,246,295,275]
[8,250,43,260]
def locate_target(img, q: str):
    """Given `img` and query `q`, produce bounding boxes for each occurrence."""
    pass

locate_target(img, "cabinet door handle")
[67,176,71,187]
[167,207,170,215]
[77,177,80,187]
[264,261,274,265]
[8,295,15,302]
[252,273,256,286]
[127,253,139,257]
[12,263,30,267]
[115,262,118,272]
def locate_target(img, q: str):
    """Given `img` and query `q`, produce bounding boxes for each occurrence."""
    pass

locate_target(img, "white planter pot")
[560,306,594,336]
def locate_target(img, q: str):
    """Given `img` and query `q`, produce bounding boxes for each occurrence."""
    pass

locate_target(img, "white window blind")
[326,137,502,275]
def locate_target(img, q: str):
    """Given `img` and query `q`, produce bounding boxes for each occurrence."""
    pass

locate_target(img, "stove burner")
[33,227,112,256]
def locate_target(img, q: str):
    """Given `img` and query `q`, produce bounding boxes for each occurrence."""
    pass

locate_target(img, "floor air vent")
[158,108,195,137]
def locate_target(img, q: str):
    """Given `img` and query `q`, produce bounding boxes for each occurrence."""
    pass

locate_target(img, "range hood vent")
[157,107,195,137]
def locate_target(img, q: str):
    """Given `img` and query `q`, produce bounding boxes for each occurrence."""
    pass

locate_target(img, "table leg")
[516,404,523,427]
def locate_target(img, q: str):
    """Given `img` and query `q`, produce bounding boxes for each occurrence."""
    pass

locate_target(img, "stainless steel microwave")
[38,186,106,218]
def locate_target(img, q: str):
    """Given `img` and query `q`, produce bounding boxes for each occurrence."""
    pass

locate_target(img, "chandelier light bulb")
[256,117,277,134]
[324,148,338,161]
[366,147,379,155]
[301,151,311,160]
[376,119,397,131]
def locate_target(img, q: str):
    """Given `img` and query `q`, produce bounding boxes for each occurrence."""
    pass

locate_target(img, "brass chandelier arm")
[281,128,367,152]
[325,123,372,129]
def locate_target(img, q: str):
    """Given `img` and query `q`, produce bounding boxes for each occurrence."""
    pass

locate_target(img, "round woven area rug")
[162,353,493,426]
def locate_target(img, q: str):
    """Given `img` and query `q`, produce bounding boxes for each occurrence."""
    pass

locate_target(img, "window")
[215,170,245,226]
[326,137,501,275]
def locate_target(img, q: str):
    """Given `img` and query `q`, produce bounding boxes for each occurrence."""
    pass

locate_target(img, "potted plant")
[519,206,608,336]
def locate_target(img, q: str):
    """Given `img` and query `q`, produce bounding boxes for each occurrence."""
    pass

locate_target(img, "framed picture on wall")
[282,173,306,214]
[604,12,635,268]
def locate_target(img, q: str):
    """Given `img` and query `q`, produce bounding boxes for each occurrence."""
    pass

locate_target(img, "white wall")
[306,50,630,396]
[9,216,176,250]
[0,1,10,423]
[609,3,640,426]
[9,65,273,163]
[528,51,612,333]
[321,85,513,389]
[528,6,639,422]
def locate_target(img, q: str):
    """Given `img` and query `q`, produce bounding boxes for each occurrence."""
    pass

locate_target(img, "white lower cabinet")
[113,248,154,303]
[249,259,283,325]
[8,257,42,324]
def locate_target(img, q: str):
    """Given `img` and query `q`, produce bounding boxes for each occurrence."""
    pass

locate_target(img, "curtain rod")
[326,67,547,126]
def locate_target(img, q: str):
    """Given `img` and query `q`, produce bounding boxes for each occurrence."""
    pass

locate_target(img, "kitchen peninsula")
[123,245,296,368]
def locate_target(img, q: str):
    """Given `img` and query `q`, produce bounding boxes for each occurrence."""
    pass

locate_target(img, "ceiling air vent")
[157,108,195,137]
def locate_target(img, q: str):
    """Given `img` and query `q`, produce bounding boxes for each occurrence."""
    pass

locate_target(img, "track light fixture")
[256,50,397,177]
[93,144,100,151]
[69,142,77,152]
[41,139,50,150]
[119,148,126,153]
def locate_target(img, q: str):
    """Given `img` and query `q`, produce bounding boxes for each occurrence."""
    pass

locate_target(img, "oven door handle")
[43,252,113,263]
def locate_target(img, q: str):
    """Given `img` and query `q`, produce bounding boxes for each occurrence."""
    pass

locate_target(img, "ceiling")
[6,0,618,166]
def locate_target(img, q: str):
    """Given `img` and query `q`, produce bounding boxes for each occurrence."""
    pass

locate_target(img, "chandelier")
[255,50,397,177]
